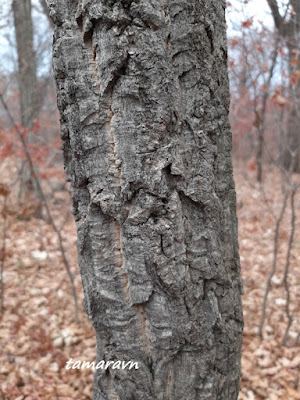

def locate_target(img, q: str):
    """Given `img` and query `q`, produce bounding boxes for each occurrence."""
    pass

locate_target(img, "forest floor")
[0,160,299,400]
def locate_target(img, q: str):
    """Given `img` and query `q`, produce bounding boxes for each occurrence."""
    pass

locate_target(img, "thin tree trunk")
[267,0,300,172]
[12,0,40,199]
[13,0,39,127]
[281,45,300,172]
[39,0,54,28]
[50,1,243,399]
[256,36,279,182]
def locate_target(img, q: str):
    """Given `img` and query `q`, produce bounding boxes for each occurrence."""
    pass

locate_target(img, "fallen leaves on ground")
[0,159,299,399]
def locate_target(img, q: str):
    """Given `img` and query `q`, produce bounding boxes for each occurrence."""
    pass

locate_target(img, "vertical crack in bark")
[113,220,131,304]
[133,304,152,358]
[91,47,101,93]
[166,34,171,52]
[166,361,174,400]
[160,0,169,24]
[205,25,214,53]
[108,99,121,188]
[81,23,101,92]
[178,76,184,121]
[163,16,171,63]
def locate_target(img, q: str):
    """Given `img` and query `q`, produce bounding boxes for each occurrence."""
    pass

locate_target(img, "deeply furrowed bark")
[50,1,243,399]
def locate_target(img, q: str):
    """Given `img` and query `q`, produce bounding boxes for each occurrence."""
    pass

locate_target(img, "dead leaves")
[0,164,299,399]
[0,173,95,399]
[236,167,300,400]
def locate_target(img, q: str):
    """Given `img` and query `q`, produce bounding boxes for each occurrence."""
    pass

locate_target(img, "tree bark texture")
[50,1,243,399]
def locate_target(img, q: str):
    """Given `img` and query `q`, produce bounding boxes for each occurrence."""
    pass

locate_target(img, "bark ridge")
[51,0,243,399]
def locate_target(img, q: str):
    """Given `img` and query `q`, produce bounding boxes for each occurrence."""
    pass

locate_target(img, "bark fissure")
[113,220,131,303]
[51,0,243,398]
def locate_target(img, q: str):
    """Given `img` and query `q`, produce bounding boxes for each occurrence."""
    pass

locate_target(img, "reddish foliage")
[290,70,300,86]
[242,18,253,28]
[257,45,263,53]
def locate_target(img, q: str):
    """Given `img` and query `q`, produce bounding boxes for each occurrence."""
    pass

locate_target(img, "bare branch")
[259,185,290,337]
[256,33,280,182]
[0,197,8,313]
[267,0,283,30]
[39,0,54,28]
[282,186,298,345]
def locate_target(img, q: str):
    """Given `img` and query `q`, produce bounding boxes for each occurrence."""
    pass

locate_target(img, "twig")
[0,93,79,322]
[0,197,8,313]
[282,185,298,345]
[256,33,280,182]
[259,185,290,337]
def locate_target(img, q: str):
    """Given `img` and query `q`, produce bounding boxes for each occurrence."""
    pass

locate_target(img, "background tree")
[12,0,38,128]
[267,0,300,172]
[50,0,243,399]
[12,0,38,193]
[39,0,54,27]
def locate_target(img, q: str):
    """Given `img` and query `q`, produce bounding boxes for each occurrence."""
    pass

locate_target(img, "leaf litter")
[0,160,299,399]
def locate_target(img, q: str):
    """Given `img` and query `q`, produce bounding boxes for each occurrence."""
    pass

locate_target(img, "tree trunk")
[267,0,300,172]
[39,0,54,28]
[50,1,243,399]
[13,0,40,200]
[13,0,38,127]
[280,45,300,173]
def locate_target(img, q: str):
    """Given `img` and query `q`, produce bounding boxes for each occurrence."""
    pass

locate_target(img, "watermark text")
[65,358,139,371]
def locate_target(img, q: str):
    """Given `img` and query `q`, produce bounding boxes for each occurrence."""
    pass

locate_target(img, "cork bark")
[50,1,243,399]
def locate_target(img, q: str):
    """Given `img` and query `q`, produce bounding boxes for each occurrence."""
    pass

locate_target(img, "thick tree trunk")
[50,1,243,399]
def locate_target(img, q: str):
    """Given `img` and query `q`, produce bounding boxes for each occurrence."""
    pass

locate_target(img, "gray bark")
[50,0,243,399]
[13,0,41,199]
[13,0,39,127]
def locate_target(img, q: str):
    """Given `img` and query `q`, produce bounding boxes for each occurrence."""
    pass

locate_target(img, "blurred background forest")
[0,0,299,399]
